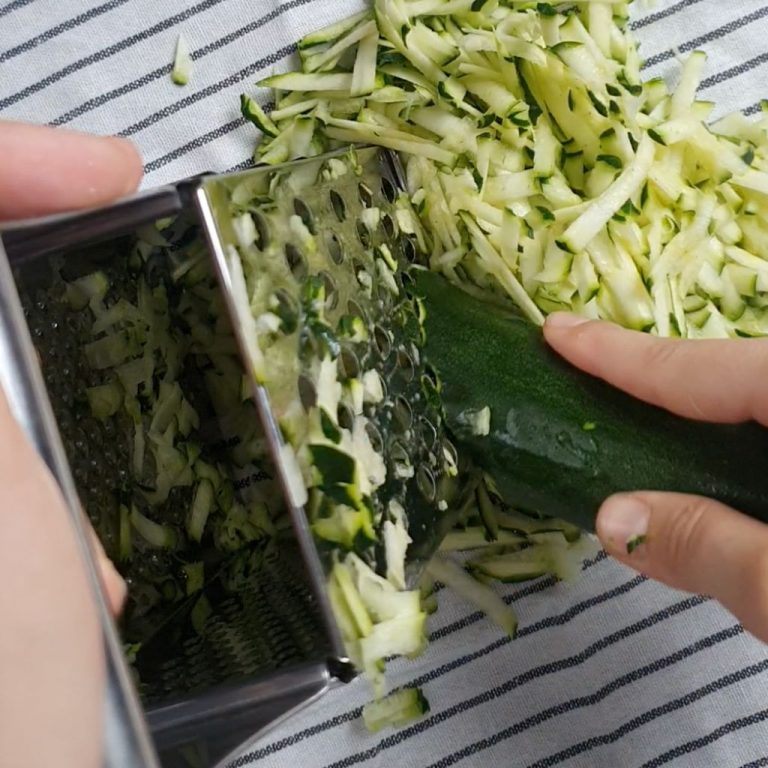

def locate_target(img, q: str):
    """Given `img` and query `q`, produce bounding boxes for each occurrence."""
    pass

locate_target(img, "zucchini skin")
[415,271,768,532]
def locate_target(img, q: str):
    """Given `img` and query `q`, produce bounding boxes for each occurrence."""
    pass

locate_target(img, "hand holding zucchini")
[543,307,768,644]
[416,269,768,533]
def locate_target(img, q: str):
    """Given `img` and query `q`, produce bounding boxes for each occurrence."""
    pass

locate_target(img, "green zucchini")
[415,270,768,532]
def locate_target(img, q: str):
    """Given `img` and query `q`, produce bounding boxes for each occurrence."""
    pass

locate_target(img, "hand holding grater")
[0,146,456,768]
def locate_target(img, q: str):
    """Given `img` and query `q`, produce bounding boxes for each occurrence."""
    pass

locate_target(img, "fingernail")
[108,136,139,162]
[107,137,143,193]
[598,495,650,555]
[101,551,128,612]
[546,312,590,329]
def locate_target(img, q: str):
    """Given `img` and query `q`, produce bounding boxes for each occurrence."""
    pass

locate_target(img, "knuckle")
[640,339,681,401]
[655,498,710,582]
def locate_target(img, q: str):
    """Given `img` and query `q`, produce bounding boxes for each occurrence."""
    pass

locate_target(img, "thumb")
[598,491,768,642]
[0,120,143,219]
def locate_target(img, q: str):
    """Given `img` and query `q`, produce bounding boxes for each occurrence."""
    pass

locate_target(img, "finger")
[0,387,103,767]
[0,390,125,617]
[0,120,143,220]
[543,313,768,425]
[597,490,768,643]
[87,526,127,616]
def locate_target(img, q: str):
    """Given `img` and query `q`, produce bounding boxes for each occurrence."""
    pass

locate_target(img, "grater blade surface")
[195,146,459,598]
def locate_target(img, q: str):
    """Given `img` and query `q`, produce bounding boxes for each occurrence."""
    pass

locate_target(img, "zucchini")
[171,34,192,86]
[240,94,279,137]
[426,555,518,637]
[415,270,768,532]
[362,688,430,733]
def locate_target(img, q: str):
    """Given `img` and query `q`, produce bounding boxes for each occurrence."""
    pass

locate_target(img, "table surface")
[2,1,768,766]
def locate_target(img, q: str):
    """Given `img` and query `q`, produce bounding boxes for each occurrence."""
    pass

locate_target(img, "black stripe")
[740,758,768,768]
[523,660,768,768]
[629,0,705,32]
[0,0,34,19]
[421,624,745,768]
[0,0,130,64]
[136,45,294,168]
[52,0,319,127]
[52,62,176,127]
[144,118,247,174]
[235,590,701,766]
[225,159,255,173]
[700,51,768,91]
[640,710,768,768]
[321,597,713,768]
[0,0,230,112]
[642,7,768,70]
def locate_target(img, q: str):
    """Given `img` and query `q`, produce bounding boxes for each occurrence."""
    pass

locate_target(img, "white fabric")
[2,1,768,766]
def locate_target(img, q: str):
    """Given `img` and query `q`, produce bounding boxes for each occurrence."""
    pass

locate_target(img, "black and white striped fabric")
[3,1,768,766]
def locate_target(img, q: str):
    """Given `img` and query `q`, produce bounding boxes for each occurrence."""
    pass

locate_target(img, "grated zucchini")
[171,34,192,86]
[248,0,768,339]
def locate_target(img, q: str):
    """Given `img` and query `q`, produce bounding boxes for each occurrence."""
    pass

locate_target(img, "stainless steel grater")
[0,146,454,768]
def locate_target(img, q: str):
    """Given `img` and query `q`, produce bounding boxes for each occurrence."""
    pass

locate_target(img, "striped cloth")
[3,1,768,766]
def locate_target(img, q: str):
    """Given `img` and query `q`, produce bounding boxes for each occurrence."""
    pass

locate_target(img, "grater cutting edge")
[0,145,455,768]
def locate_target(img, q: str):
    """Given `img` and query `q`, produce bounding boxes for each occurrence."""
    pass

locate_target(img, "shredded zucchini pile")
[246,0,768,339]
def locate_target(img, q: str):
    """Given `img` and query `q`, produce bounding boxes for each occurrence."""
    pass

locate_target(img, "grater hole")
[272,289,299,333]
[373,325,392,359]
[284,244,307,280]
[423,363,439,389]
[396,348,415,382]
[370,370,387,402]
[353,260,373,292]
[393,395,413,432]
[337,348,360,381]
[330,190,347,222]
[442,438,458,471]
[356,220,371,249]
[253,211,271,250]
[416,465,436,502]
[402,236,418,263]
[328,232,344,264]
[318,271,339,311]
[381,176,397,203]
[417,415,438,448]
[298,375,317,411]
[293,198,316,235]
[347,299,368,325]
[358,182,375,208]
[390,439,411,477]
[382,213,397,240]
[337,403,354,431]
[365,421,384,454]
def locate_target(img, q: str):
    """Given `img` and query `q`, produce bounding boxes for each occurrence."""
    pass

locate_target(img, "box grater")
[0,146,454,768]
